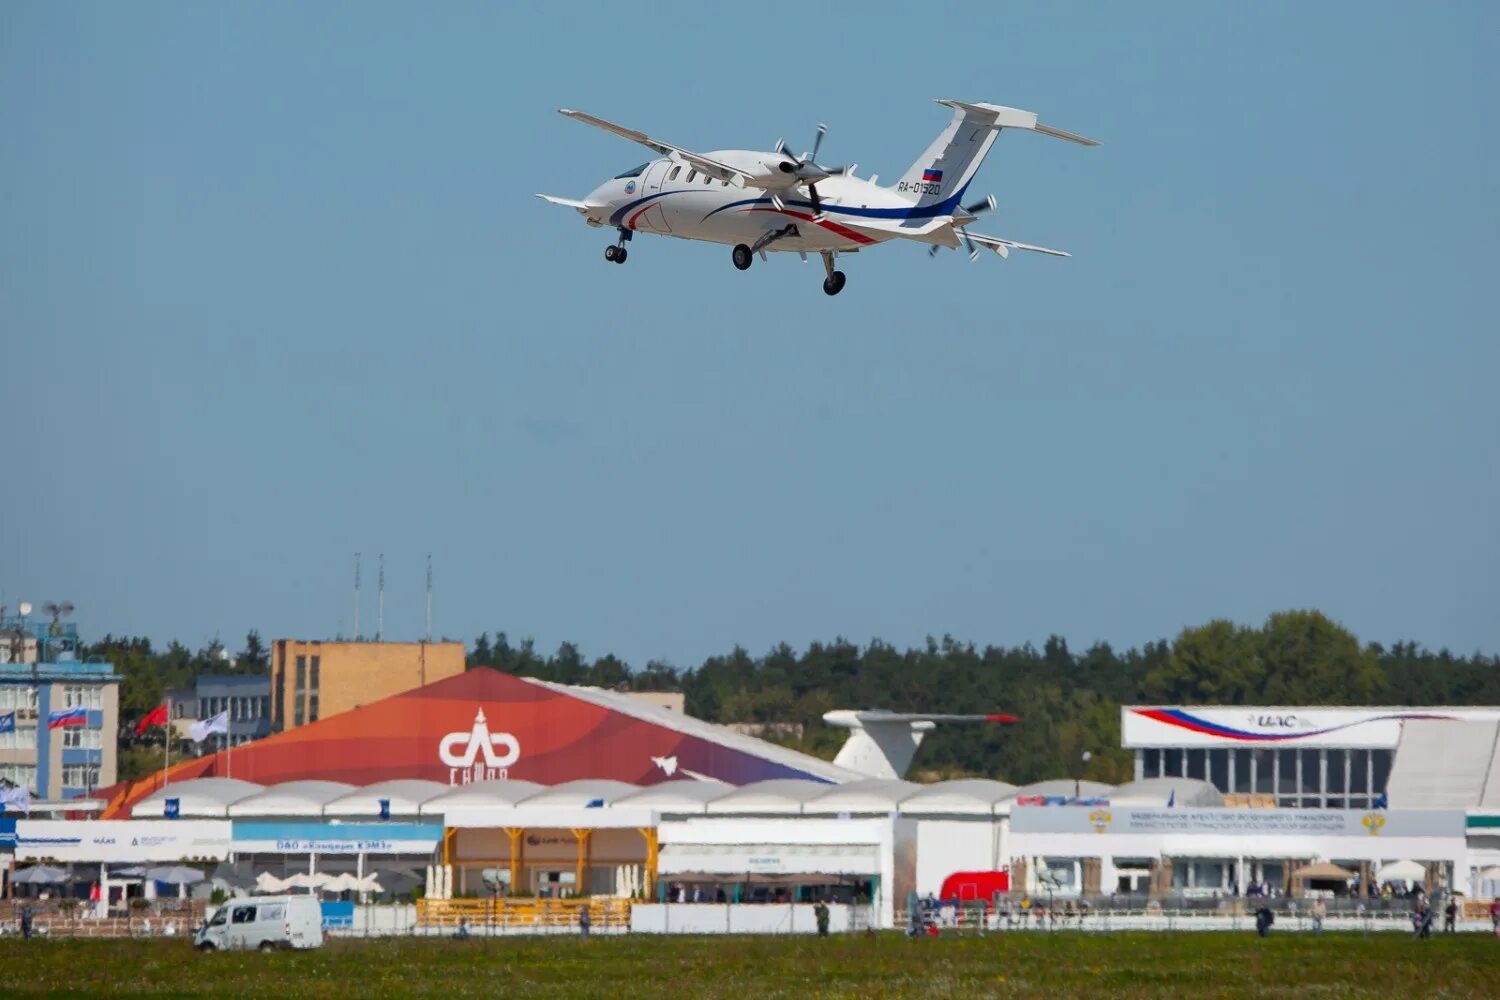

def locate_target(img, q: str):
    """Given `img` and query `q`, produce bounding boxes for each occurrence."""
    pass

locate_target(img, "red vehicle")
[940,869,1011,906]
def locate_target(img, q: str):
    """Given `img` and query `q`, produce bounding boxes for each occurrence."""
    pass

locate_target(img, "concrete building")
[167,675,272,749]
[0,616,119,799]
[270,640,465,732]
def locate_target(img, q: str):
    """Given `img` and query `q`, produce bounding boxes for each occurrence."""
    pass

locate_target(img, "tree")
[237,630,269,675]
[1146,620,1259,703]
[1256,610,1383,704]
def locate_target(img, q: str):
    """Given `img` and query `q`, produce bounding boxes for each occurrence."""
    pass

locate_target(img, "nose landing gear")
[605,227,631,264]
[732,244,753,271]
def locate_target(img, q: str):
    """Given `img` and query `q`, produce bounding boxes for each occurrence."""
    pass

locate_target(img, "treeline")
[468,611,1500,785]
[89,612,1500,787]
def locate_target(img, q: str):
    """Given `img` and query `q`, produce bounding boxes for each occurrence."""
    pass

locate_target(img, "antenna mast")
[377,553,385,642]
[353,553,362,641]
[425,554,433,643]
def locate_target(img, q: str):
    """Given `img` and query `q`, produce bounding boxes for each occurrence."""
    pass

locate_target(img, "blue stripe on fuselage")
[702,183,971,223]
[607,191,689,227]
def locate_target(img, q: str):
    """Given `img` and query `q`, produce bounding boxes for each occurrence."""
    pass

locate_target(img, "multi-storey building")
[166,675,272,750]
[0,616,118,799]
[270,639,465,733]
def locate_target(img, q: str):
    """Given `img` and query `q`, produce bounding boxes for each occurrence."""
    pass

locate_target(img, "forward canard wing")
[558,109,752,186]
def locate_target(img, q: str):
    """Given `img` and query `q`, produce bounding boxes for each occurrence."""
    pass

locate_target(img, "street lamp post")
[1075,751,1093,799]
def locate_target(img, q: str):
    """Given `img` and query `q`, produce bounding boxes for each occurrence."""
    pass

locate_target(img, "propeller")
[930,194,998,260]
[775,124,848,219]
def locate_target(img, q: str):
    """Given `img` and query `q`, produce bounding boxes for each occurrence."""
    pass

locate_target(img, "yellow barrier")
[417,897,631,928]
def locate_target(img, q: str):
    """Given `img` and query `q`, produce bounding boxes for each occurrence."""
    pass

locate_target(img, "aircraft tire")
[732,244,753,271]
[604,245,618,262]
[614,247,627,264]
[822,271,846,296]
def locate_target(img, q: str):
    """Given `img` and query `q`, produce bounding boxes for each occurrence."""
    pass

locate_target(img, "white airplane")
[538,99,1098,296]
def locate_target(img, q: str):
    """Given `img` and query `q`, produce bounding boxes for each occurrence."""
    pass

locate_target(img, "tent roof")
[417,780,545,816]
[226,780,355,817]
[898,779,1018,815]
[132,778,265,818]
[704,779,838,815]
[1296,862,1356,880]
[1007,779,1114,801]
[615,780,733,814]
[323,779,449,817]
[802,780,920,814]
[1109,778,1223,808]
[518,779,642,809]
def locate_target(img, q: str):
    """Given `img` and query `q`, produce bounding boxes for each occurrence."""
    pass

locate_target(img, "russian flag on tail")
[47,706,87,729]
[922,168,943,183]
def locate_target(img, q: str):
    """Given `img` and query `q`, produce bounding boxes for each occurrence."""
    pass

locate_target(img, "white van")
[195,895,325,951]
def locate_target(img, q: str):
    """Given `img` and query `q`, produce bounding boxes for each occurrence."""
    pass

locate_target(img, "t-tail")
[823,710,1020,780]
[890,100,1099,227]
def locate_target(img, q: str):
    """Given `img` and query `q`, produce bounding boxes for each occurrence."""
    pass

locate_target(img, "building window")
[60,764,101,788]
[0,723,37,750]
[0,762,38,790]
[1163,748,1182,777]
[1208,748,1229,792]
[308,695,318,723]
[295,655,306,692]
[1372,749,1393,796]
[310,656,320,690]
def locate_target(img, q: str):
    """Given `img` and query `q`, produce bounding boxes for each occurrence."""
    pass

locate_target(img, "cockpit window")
[613,163,648,179]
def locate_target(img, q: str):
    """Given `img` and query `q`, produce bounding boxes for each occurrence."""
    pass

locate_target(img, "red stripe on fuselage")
[744,207,878,246]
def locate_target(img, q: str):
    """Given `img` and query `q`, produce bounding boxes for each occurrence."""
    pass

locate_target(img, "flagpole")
[163,708,170,791]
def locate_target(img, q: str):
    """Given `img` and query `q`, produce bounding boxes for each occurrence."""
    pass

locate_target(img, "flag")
[921,168,943,183]
[47,706,87,729]
[0,711,14,734]
[1167,788,1176,808]
[0,784,30,815]
[135,702,170,736]
[189,711,229,743]
[585,798,605,808]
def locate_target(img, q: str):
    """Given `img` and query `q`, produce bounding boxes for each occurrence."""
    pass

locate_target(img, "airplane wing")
[841,711,1021,724]
[535,194,597,214]
[558,109,751,185]
[963,231,1071,258]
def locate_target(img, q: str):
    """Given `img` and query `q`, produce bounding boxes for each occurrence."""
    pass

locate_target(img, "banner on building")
[1011,806,1464,838]
[1119,707,1500,749]
[231,821,442,855]
[16,820,232,861]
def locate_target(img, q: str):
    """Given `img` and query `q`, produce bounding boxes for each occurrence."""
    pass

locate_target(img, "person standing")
[1443,897,1458,933]
[1312,898,1326,936]
[579,905,591,941]
[20,905,34,941]
[814,899,830,937]
[1255,904,1274,938]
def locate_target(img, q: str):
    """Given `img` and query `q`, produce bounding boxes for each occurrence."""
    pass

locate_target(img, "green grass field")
[4,933,1498,998]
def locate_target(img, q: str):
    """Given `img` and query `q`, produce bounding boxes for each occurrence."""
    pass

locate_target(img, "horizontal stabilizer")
[964,231,1071,258]
[935,100,1101,147]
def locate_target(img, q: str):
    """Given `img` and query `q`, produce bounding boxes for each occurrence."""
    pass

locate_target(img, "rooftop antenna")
[377,553,385,642]
[353,553,362,641]
[424,554,432,643]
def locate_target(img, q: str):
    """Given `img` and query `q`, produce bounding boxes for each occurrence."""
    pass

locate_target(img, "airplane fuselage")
[582,150,954,254]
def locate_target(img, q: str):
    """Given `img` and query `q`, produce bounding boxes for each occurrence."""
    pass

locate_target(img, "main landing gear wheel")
[822,271,846,296]
[604,245,627,264]
[732,244,753,271]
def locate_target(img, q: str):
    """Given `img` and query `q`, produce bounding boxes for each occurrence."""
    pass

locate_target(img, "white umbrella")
[11,865,72,885]
[146,865,205,886]
[255,872,291,893]
[1376,860,1427,883]
[320,873,362,893]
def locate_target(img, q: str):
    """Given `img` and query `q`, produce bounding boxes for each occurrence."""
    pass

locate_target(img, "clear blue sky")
[3,2,1496,665]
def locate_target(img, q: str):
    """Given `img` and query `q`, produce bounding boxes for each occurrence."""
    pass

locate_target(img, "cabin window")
[668,165,681,181]
[685,169,697,183]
